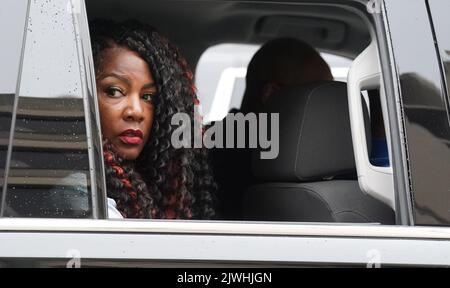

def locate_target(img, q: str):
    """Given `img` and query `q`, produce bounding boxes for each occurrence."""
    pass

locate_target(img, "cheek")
[98,100,118,137]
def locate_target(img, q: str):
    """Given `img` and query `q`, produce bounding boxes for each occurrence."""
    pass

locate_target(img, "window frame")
[1,218,450,267]
[73,0,108,219]
[66,0,407,226]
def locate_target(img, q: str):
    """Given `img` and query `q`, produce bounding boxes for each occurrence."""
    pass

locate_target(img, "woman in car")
[90,19,216,219]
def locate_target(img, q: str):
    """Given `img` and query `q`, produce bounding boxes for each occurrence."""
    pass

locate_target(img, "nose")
[123,94,145,123]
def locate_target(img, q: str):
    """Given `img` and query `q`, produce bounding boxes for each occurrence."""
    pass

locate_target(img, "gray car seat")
[243,81,395,224]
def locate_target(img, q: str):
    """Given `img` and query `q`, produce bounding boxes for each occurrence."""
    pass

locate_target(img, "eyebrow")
[99,73,131,85]
[99,72,156,89]
[142,83,157,90]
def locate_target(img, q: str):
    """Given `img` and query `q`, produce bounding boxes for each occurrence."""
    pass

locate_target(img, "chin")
[117,148,141,161]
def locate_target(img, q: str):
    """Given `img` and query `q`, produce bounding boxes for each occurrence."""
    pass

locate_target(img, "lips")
[119,129,143,145]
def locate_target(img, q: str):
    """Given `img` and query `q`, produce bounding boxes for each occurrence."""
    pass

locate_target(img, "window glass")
[363,90,390,167]
[195,43,352,123]
[429,0,450,106]
[386,0,450,225]
[2,0,92,218]
[196,44,259,123]
[0,0,28,210]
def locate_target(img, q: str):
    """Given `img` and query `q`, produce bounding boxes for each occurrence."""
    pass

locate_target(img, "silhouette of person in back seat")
[213,38,334,220]
[240,38,333,114]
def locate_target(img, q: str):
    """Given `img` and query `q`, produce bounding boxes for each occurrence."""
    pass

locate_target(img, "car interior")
[86,0,396,224]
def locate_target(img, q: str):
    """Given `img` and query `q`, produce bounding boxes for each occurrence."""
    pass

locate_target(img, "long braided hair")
[90,19,216,219]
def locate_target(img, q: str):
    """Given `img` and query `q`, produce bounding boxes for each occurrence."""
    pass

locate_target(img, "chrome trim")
[0,218,450,239]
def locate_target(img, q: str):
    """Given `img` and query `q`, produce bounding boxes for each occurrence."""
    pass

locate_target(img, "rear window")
[195,43,352,123]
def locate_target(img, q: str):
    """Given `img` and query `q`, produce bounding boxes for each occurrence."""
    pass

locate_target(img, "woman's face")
[96,46,156,160]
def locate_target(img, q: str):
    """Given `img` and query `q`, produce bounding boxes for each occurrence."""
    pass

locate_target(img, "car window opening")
[0,0,398,225]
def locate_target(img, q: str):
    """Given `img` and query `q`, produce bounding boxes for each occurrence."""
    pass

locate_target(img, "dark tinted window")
[366,90,390,167]
[1,0,94,218]
[429,0,450,107]
[386,0,450,225]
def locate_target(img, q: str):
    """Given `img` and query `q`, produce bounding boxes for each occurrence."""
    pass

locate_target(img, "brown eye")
[105,87,124,98]
[142,93,154,102]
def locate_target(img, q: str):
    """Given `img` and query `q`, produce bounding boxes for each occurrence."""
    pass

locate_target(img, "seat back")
[243,81,395,223]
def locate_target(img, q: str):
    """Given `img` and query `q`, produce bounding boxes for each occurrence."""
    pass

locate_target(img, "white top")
[107,198,123,219]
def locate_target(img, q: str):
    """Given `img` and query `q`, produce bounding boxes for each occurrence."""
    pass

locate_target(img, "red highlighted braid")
[103,145,158,219]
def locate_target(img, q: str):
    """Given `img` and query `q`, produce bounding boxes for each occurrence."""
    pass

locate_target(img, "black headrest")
[253,81,370,182]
